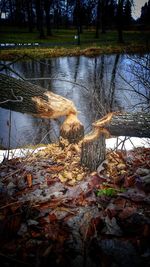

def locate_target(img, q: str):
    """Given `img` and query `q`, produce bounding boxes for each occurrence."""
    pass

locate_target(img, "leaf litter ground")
[0,142,150,267]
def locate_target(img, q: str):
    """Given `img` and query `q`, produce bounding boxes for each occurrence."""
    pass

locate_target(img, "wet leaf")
[103,215,123,236]
[119,207,137,219]
[48,213,57,222]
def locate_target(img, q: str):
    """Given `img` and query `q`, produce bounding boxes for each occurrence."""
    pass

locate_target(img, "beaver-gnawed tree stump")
[81,112,150,171]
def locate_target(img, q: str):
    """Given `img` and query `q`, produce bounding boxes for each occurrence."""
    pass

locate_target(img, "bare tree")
[120,54,150,110]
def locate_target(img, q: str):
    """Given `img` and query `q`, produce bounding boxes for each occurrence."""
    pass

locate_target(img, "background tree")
[124,0,132,27]
[35,0,45,38]
[8,0,14,25]
[116,0,133,43]
[116,0,124,43]
[95,0,101,38]
[121,54,150,110]
[44,0,53,36]
[26,0,34,33]
[96,0,117,38]
[140,0,150,27]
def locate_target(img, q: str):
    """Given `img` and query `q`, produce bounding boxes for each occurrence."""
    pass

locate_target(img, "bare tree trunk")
[81,135,105,171]
[35,0,45,38]
[26,0,34,33]
[117,0,124,43]
[95,0,100,38]
[0,73,84,143]
[44,0,52,36]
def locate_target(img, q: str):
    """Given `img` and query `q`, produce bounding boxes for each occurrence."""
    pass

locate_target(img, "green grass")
[0,27,150,60]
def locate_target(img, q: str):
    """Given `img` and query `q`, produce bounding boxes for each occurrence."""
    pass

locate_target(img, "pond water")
[0,54,149,149]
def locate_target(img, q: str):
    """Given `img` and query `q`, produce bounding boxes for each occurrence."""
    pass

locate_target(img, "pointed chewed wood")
[81,112,150,171]
[0,73,84,143]
[60,113,84,143]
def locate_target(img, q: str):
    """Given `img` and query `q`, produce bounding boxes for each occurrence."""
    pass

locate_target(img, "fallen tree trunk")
[1,74,150,171]
[0,73,84,143]
[81,112,150,170]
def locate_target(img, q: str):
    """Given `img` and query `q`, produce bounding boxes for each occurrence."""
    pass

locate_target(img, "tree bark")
[81,112,150,170]
[81,135,105,171]
[0,73,84,143]
[99,112,150,138]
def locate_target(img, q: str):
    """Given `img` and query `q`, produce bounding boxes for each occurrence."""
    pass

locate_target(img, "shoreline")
[0,44,149,61]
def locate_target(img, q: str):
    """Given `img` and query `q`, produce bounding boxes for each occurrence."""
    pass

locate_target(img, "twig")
[2,169,21,182]
[25,77,89,92]
[0,252,32,266]
[0,201,21,210]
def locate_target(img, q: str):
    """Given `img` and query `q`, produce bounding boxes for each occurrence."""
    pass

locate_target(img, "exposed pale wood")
[0,73,77,118]
[84,112,150,141]
[0,73,84,143]
[81,112,150,170]
[60,113,84,143]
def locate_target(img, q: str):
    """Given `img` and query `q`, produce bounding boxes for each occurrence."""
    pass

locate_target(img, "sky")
[132,0,148,19]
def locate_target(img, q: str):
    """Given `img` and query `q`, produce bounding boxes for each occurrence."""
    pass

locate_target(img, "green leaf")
[96,187,125,197]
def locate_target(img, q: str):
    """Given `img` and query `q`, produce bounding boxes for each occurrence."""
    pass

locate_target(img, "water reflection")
[0,54,149,149]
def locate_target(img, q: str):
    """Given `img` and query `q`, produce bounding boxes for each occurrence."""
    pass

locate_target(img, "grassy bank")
[0,28,150,60]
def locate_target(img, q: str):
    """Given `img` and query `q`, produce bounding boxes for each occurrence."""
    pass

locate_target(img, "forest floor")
[0,141,150,267]
[0,28,150,60]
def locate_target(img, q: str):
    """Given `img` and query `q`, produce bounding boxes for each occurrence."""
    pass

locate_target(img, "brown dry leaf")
[49,213,57,222]
[58,173,68,182]
[125,175,136,187]
[71,160,80,167]
[119,207,137,219]
[120,170,127,175]
[26,173,32,188]
[117,163,126,170]
[31,231,41,238]
[71,144,81,154]
[42,245,53,257]
[67,179,76,186]
[66,150,72,159]
[63,171,73,180]
[76,173,84,181]
[46,165,64,173]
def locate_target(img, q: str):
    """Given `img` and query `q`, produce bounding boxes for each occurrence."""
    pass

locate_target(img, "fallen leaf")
[103,215,123,236]
[117,163,126,170]
[119,207,137,219]
[49,213,57,222]
[26,173,32,188]
[46,165,64,173]
[58,173,68,182]
[76,173,84,181]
